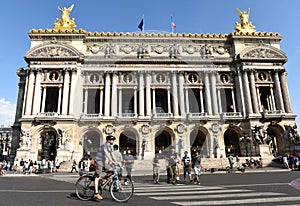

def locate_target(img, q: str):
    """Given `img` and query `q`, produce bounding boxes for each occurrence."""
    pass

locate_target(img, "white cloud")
[0,98,16,127]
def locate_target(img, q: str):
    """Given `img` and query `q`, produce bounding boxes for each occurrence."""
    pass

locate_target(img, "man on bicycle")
[94,135,117,200]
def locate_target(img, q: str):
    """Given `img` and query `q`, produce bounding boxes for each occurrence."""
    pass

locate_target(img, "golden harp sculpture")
[54,4,76,30]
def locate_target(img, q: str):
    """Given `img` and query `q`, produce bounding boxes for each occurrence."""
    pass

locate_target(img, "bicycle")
[75,166,134,203]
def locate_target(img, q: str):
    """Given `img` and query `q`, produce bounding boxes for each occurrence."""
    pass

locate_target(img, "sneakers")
[94,193,103,200]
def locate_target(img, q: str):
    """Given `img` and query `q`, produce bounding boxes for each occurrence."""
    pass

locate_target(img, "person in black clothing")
[181,151,192,182]
[166,146,180,185]
[70,159,78,173]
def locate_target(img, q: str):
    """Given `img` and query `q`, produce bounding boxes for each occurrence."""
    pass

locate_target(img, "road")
[1,171,300,206]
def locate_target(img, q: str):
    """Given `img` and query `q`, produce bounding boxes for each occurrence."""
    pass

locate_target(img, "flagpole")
[143,14,145,33]
[171,15,174,34]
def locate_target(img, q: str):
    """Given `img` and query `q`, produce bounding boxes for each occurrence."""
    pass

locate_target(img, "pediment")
[25,43,81,60]
[239,46,287,62]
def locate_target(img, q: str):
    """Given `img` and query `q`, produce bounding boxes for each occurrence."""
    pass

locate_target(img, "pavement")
[1,165,294,177]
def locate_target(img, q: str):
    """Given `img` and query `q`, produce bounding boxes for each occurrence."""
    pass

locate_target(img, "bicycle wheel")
[110,177,134,202]
[75,176,94,201]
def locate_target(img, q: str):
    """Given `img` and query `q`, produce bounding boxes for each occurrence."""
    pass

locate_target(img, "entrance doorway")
[224,129,240,157]
[119,131,137,156]
[190,129,207,156]
[40,131,57,161]
[155,130,172,157]
[83,131,101,160]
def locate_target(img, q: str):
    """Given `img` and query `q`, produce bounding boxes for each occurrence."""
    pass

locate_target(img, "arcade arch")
[119,130,137,156]
[189,127,208,156]
[83,130,102,160]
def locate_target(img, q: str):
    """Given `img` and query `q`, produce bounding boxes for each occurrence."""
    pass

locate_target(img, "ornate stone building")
[11,6,299,164]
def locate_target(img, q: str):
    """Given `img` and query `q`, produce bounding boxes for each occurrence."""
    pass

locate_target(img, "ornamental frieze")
[239,46,287,61]
[27,45,79,58]
[120,44,137,54]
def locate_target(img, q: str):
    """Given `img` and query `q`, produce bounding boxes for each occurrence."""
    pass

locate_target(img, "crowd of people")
[152,147,203,185]
[279,154,300,170]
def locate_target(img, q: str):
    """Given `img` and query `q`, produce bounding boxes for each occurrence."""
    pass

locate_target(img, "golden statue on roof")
[54,4,76,30]
[234,8,256,33]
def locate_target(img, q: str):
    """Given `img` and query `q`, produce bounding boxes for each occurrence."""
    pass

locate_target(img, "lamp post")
[0,132,10,161]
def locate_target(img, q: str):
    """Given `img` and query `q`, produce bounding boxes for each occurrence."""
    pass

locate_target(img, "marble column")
[273,71,285,112]
[118,88,122,115]
[57,85,62,114]
[62,70,70,115]
[25,70,35,115]
[152,88,156,114]
[171,72,179,116]
[32,70,42,115]
[210,72,218,115]
[111,73,118,116]
[242,70,253,114]
[99,87,104,116]
[145,73,151,116]
[84,88,88,114]
[134,87,138,116]
[41,86,47,112]
[217,88,222,113]
[256,86,262,112]
[200,87,204,113]
[178,73,186,116]
[231,88,236,113]
[236,70,246,116]
[280,71,293,113]
[69,69,77,115]
[138,72,145,116]
[22,73,29,115]
[249,70,259,113]
[204,72,212,115]
[185,88,189,114]
[270,85,276,110]
[104,73,111,117]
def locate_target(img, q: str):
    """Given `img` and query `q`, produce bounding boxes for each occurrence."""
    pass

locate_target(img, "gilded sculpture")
[234,8,256,33]
[54,4,76,30]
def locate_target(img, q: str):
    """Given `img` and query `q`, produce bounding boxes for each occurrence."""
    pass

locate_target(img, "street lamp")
[0,132,10,161]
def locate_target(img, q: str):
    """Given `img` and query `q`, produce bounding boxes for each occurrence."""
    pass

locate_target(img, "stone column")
[99,87,104,116]
[256,86,262,112]
[231,88,236,113]
[25,70,35,115]
[62,69,70,115]
[167,87,171,114]
[84,88,88,114]
[200,86,204,113]
[236,70,246,116]
[57,85,62,114]
[22,73,29,115]
[242,69,253,114]
[273,71,285,112]
[138,72,145,116]
[185,88,189,113]
[249,70,259,113]
[152,88,156,114]
[270,85,276,110]
[210,72,218,115]
[280,71,293,113]
[32,70,42,115]
[104,73,111,117]
[118,88,122,115]
[41,85,47,112]
[217,88,222,113]
[171,72,179,116]
[111,73,118,116]
[69,69,77,115]
[204,72,212,115]
[134,86,138,116]
[178,73,186,116]
[145,73,151,116]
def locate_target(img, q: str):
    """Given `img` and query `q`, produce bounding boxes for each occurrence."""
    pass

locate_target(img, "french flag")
[171,16,176,28]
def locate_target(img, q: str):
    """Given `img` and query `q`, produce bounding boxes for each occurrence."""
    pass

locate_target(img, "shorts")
[95,161,113,178]
[194,166,201,175]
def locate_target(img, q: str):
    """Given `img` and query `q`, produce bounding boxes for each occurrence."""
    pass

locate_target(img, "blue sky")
[0,0,299,126]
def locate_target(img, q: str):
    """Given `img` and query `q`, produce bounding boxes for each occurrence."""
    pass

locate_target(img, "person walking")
[228,154,234,170]
[112,144,123,177]
[123,150,134,180]
[181,151,192,183]
[192,151,202,185]
[78,158,86,176]
[152,154,160,184]
[166,146,180,185]
[93,135,117,200]
[70,159,78,173]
